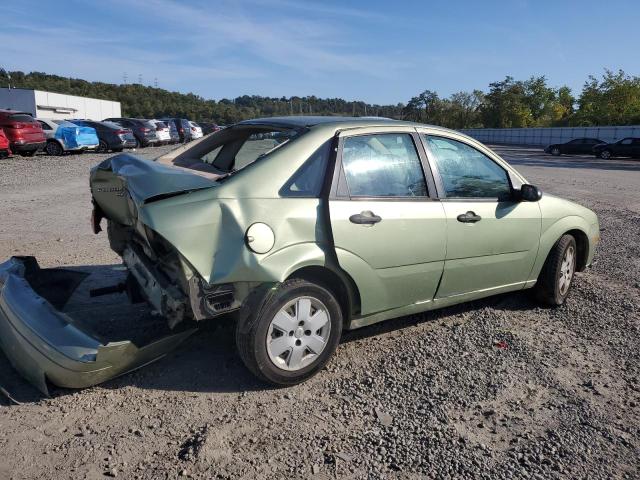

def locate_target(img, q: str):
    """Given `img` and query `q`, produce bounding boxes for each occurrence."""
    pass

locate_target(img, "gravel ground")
[0,145,639,479]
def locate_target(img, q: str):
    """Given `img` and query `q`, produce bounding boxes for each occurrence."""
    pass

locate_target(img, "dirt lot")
[0,144,639,479]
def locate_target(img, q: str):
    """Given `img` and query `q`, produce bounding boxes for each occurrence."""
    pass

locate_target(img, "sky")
[2,0,639,104]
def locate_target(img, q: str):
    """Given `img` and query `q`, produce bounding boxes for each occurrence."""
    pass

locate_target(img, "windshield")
[101,121,122,130]
[9,113,35,122]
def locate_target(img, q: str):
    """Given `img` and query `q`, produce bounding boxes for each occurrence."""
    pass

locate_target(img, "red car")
[0,128,11,158]
[0,110,46,156]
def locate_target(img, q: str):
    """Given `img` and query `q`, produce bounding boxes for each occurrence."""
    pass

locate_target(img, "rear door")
[328,128,446,315]
[420,132,541,299]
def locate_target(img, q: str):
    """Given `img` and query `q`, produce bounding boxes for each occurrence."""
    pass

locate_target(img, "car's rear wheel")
[551,147,561,156]
[46,141,63,156]
[236,279,343,385]
[599,150,612,159]
[97,140,109,153]
[534,234,577,306]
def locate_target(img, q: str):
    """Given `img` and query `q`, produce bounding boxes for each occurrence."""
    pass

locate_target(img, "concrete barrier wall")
[461,126,640,146]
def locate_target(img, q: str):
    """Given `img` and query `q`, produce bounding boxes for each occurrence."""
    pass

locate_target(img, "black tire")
[46,141,63,156]
[97,140,109,153]
[599,149,612,159]
[236,278,343,385]
[550,147,561,156]
[534,234,577,306]
[112,148,123,153]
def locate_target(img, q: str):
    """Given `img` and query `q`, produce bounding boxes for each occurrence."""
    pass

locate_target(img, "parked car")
[197,122,221,135]
[36,119,99,156]
[0,117,601,394]
[161,118,193,142]
[0,109,46,156]
[0,128,11,158]
[148,120,171,145]
[545,138,604,156]
[71,120,137,152]
[103,118,159,148]
[592,137,640,159]
[165,119,180,144]
[188,121,203,139]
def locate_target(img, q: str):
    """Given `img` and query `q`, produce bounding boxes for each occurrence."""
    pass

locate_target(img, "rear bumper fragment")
[0,257,194,395]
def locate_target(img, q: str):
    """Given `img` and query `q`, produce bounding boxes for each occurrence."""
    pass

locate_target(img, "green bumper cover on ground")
[0,257,194,395]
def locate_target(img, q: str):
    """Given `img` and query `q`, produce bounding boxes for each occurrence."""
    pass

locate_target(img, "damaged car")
[0,117,600,393]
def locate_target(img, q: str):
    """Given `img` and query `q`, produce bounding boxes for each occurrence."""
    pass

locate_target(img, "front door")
[328,131,446,315]
[422,134,542,298]
[616,138,634,157]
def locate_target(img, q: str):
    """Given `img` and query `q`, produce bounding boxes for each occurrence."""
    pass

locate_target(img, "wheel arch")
[285,265,361,326]
[529,217,591,281]
[565,228,589,272]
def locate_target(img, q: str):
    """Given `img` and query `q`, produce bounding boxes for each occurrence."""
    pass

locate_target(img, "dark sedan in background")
[197,122,221,135]
[103,117,160,148]
[592,138,640,159]
[545,138,604,156]
[161,118,192,143]
[72,120,137,152]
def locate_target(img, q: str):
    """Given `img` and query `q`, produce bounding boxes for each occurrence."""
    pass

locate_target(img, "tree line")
[0,69,638,128]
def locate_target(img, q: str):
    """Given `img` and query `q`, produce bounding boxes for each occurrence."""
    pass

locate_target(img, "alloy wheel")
[46,142,62,156]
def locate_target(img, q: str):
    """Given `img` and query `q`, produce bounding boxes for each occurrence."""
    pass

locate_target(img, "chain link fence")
[461,126,640,146]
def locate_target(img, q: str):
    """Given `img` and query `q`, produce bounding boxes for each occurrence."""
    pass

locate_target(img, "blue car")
[37,118,100,156]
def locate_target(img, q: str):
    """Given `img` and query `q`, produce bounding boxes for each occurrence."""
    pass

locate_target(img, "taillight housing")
[115,129,127,135]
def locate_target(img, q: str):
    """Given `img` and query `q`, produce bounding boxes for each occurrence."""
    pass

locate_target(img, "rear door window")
[341,133,428,197]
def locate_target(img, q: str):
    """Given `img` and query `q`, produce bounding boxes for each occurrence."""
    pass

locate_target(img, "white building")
[0,88,121,120]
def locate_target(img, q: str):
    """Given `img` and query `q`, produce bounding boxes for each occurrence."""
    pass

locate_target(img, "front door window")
[424,136,511,200]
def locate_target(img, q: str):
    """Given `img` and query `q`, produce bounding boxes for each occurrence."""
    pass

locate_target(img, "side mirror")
[520,184,542,202]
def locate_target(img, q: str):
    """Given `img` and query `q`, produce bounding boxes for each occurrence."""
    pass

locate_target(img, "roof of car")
[236,115,455,133]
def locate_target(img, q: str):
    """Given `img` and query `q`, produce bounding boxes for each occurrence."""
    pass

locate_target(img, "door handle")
[457,211,482,223]
[349,210,382,225]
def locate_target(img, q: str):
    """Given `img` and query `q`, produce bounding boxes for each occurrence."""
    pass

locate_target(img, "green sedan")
[0,117,599,392]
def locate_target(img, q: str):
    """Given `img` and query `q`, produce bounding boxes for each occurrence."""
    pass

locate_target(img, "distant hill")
[0,71,404,124]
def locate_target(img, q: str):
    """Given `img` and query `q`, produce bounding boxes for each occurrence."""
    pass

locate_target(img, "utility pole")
[123,72,128,84]
[138,74,142,85]
[154,77,158,88]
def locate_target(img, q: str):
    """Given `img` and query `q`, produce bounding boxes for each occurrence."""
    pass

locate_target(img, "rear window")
[9,113,35,122]
[102,121,122,130]
[53,120,77,127]
[234,130,300,169]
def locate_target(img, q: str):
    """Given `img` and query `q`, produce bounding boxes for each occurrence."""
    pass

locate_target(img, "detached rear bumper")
[0,257,194,395]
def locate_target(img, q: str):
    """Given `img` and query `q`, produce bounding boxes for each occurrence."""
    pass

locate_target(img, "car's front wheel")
[46,141,63,156]
[599,149,612,159]
[534,234,577,306]
[551,147,561,156]
[236,279,343,385]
